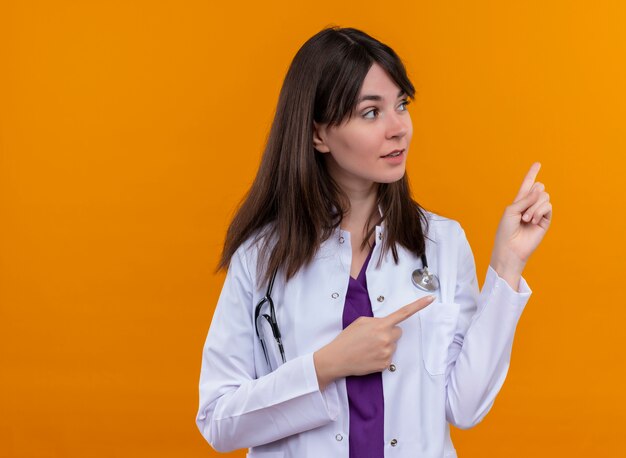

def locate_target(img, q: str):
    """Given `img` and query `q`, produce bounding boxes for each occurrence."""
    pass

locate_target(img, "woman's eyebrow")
[357,89,406,104]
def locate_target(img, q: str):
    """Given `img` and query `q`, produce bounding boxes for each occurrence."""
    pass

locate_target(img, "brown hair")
[217,26,432,286]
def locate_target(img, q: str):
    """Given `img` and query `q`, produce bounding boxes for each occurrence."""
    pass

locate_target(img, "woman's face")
[313,62,413,191]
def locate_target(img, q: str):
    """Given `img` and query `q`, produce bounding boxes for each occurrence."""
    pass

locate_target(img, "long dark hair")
[217,26,432,286]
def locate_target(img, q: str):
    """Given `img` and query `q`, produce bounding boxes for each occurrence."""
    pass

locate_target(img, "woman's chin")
[376,168,406,184]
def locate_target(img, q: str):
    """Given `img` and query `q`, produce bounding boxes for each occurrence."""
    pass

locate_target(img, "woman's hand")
[490,162,553,285]
[313,295,436,390]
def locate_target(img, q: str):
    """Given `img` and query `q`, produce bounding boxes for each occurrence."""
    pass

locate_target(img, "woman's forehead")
[358,63,404,101]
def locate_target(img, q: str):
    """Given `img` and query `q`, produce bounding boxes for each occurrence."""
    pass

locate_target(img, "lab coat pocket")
[419,302,460,376]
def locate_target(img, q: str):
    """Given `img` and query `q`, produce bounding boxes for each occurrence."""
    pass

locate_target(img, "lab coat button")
[390,439,398,446]
[377,295,384,302]
[378,232,383,240]
[332,292,339,299]
[389,364,396,372]
[339,236,345,244]
[335,434,343,441]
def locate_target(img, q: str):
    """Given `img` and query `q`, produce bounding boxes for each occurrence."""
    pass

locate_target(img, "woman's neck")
[324,155,380,236]
[339,181,379,237]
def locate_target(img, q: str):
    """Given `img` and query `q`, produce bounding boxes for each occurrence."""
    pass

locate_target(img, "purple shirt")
[342,243,384,458]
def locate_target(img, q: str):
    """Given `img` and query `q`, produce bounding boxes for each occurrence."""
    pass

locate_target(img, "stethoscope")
[254,267,286,371]
[255,252,440,371]
[412,253,440,292]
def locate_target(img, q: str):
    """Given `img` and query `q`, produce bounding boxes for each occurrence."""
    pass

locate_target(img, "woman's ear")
[312,121,331,153]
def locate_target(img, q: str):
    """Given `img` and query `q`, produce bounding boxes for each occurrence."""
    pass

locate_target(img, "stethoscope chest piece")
[411,254,440,292]
[412,267,439,292]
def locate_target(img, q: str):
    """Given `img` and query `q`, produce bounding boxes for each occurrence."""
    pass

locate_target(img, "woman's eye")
[363,100,411,119]
[363,109,379,119]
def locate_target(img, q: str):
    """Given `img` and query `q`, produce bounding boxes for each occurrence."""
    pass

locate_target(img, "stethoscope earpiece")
[411,254,440,292]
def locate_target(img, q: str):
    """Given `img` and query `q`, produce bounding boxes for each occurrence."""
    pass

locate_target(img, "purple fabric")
[342,242,384,458]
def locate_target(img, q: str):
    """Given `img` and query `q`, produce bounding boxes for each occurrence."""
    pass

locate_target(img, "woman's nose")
[386,111,409,139]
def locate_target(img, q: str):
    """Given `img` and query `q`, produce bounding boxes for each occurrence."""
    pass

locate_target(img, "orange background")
[1,1,625,457]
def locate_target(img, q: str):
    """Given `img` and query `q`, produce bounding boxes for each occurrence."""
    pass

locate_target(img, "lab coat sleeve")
[195,245,340,453]
[444,224,532,429]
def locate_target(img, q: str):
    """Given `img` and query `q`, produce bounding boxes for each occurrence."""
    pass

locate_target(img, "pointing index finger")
[383,295,437,326]
[514,162,541,202]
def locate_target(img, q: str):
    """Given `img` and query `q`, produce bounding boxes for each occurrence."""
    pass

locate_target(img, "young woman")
[195,26,552,457]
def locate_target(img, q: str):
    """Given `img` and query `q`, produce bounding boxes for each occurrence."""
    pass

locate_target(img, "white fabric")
[196,210,532,457]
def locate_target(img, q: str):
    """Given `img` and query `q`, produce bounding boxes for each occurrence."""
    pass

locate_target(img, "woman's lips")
[381,149,405,163]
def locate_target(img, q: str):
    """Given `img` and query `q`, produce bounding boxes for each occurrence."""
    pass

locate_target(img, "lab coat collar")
[331,202,386,242]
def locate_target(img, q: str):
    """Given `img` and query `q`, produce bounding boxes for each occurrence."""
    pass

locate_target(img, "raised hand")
[313,295,436,390]
[490,162,553,279]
